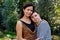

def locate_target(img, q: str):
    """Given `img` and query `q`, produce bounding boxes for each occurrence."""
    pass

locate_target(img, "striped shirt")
[36,20,51,40]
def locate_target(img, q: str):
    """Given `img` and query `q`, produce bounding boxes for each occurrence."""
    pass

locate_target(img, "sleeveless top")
[20,20,35,32]
[20,20,37,40]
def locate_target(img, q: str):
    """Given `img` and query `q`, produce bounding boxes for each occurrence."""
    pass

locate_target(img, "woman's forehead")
[25,6,33,9]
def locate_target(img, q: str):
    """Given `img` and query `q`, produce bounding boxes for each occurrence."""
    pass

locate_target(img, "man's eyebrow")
[31,15,33,17]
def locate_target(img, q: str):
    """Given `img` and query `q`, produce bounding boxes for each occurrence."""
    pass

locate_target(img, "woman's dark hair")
[33,10,39,14]
[20,2,35,19]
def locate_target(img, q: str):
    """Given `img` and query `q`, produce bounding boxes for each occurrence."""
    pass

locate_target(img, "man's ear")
[38,14,40,17]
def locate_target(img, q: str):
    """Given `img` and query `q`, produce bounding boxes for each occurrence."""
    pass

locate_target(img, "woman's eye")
[27,9,33,12]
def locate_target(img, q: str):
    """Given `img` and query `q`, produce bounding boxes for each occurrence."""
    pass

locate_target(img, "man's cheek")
[32,19,34,21]
[33,19,36,22]
[37,18,39,21]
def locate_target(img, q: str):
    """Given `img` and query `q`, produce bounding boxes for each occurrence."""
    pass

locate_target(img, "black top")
[20,20,35,32]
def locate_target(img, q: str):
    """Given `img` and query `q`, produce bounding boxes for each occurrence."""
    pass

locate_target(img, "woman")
[16,2,36,40]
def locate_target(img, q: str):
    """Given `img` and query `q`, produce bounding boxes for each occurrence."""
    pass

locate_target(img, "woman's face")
[23,6,33,17]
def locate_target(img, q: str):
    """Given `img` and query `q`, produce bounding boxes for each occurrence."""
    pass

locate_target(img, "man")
[31,12,51,40]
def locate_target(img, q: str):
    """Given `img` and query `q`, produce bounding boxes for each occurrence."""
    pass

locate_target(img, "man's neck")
[36,19,42,25]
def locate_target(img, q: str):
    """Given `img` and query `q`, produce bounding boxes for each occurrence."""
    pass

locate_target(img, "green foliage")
[52,0,60,35]
[1,0,19,38]
[36,0,54,20]
[0,0,2,4]
[0,0,60,39]
[0,0,6,32]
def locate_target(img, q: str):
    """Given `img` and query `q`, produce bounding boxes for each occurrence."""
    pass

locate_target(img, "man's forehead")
[32,12,38,16]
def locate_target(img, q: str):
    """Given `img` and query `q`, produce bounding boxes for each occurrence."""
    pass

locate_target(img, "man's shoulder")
[42,19,50,28]
[37,19,49,27]
[42,19,48,24]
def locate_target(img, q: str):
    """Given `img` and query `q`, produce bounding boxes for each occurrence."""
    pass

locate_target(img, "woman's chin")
[27,15,31,17]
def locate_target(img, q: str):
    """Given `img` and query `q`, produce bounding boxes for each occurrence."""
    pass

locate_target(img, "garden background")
[0,0,60,40]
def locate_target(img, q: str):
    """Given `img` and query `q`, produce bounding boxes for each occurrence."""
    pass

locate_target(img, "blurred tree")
[1,0,18,38]
[36,0,60,35]
[36,0,55,35]
[0,0,6,32]
[53,0,60,35]
[0,0,2,31]
[0,0,2,4]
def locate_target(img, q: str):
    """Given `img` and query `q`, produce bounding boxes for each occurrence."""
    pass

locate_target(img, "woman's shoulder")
[16,20,23,30]
[16,19,22,25]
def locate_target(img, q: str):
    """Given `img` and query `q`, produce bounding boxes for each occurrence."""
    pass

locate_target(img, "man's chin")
[33,21,37,23]
[33,20,37,23]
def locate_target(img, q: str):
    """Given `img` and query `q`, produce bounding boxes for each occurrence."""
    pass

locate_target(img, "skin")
[31,12,42,25]
[16,6,33,40]
[23,6,33,17]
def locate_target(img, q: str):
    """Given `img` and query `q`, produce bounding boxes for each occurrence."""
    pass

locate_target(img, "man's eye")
[35,15,37,17]
[27,9,30,11]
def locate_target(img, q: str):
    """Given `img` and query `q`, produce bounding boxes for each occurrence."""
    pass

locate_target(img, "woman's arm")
[16,21,26,40]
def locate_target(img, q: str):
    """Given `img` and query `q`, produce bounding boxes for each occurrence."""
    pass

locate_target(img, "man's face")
[31,12,40,23]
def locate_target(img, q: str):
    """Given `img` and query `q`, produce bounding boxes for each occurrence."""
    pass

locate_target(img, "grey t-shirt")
[36,20,51,40]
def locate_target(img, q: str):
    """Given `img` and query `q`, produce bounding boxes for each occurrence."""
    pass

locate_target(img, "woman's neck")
[21,16,31,24]
[23,15,30,20]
